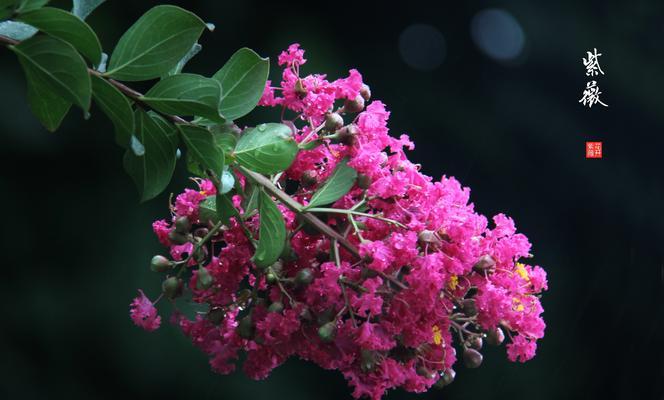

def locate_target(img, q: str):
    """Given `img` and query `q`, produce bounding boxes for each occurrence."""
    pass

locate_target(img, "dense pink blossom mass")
[131,44,548,399]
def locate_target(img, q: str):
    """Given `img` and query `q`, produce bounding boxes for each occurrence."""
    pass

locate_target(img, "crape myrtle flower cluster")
[130,44,548,399]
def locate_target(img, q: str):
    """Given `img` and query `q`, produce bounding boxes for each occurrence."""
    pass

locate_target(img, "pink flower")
[136,43,548,399]
[506,334,538,362]
[258,80,282,107]
[129,290,161,331]
[278,43,306,67]
[152,219,171,246]
[333,69,363,100]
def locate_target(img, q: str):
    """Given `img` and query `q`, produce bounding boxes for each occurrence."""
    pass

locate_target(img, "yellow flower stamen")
[447,275,459,291]
[515,263,529,281]
[512,297,525,312]
[432,325,443,345]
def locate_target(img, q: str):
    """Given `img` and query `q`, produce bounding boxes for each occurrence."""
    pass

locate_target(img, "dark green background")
[0,1,662,399]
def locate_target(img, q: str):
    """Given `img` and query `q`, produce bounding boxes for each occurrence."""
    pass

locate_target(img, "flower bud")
[301,171,318,188]
[207,307,225,325]
[295,268,314,287]
[344,95,365,113]
[294,79,307,97]
[162,276,183,299]
[174,216,191,234]
[150,255,172,272]
[193,227,209,239]
[360,349,377,373]
[324,112,344,132]
[318,321,336,343]
[266,271,278,284]
[298,306,313,322]
[339,124,360,146]
[236,314,254,339]
[469,336,483,350]
[486,327,505,346]
[418,230,441,246]
[168,230,189,245]
[360,84,371,102]
[463,348,483,368]
[268,301,284,313]
[416,365,438,380]
[357,174,371,190]
[196,266,214,290]
[434,369,456,388]
[472,255,496,272]
[461,298,478,316]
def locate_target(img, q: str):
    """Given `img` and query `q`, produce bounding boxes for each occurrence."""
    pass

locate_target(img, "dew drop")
[257,124,267,132]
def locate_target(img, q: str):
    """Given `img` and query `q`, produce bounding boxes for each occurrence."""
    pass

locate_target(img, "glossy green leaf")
[91,74,134,147]
[198,195,218,224]
[141,73,223,121]
[21,57,71,131]
[0,21,37,40]
[242,185,259,215]
[72,0,104,20]
[233,123,298,175]
[252,189,286,268]
[164,42,201,77]
[305,158,357,209]
[216,193,239,226]
[123,109,178,202]
[198,194,239,226]
[178,124,224,177]
[17,7,102,64]
[16,0,48,13]
[105,5,207,81]
[212,48,269,121]
[209,123,238,153]
[12,35,91,110]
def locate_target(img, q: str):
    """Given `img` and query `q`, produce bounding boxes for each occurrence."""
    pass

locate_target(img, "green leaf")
[163,42,201,77]
[17,7,102,65]
[242,185,259,215]
[198,194,239,226]
[305,158,357,209]
[233,123,298,175]
[141,73,223,121]
[123,109,178,202]
[72,0,104,20]
[105,5,207,81]
[198,195,218,224]
[16,0,48,13]
[212,48,269,121]
[216,193,239,225]
[12,35,91,110]
[22,58,71,131]
[0,21,37,40]
[91,74,134,147]
[210,124,238,153]
[178,124,224,177]
[252,189,286,268]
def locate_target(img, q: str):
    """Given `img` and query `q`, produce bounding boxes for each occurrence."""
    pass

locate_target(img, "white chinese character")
[583,48,605,76]
[579,80,608,108]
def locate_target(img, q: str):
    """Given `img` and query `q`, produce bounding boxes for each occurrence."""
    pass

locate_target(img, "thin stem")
[238,166,361,258]
[306,207,406,228]
[340,280,357,327]
[176,219,224,276]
